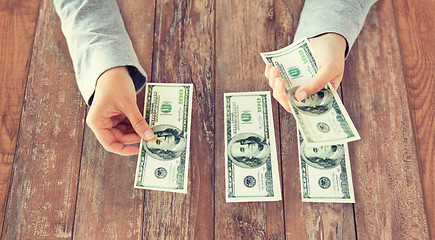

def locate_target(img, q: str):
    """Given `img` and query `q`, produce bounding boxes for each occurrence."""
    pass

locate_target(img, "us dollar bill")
[260,38,360,146]
[134,83,193,193]
[297,129,355,203]
[224,91,282,202]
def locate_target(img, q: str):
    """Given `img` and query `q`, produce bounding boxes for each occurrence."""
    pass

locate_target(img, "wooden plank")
[273,0,303,50]
[215,0,285,239]
[1,0,86,239]
[393,0,435,238]
[278,97,356,239]
[72,131,145,239]
[273,0,357,239]
[71,0,155,239]
[343,0,430,238]
[141,0,215,238]
[0,0,40,231]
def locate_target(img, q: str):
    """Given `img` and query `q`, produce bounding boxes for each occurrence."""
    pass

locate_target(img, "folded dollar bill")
[224,91,282,202]
[134,83,193,193]
[260,38,360,146]
[297,130,355,203]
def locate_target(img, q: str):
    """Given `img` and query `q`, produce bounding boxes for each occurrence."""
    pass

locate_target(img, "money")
[260,39,317,89]
[134,83,193,193]
[260,38,360,146]
[297,130,355,203]
[224,91,282,202]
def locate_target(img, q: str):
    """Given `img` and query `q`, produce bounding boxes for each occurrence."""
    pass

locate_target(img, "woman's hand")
[265,33,347,112]
[86,66,154,155]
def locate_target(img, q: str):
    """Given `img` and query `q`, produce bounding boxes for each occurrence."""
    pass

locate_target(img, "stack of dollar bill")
[260,38,359,203]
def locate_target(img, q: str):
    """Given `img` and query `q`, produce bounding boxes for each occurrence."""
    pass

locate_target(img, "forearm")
[53,0,147,104]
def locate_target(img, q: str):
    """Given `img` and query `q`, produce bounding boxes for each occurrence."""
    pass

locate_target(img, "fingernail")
[144,129,154,140]
[296,91,307,101]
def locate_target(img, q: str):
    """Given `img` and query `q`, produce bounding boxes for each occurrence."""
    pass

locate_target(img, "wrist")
[96,66,128,87]
[309,33,347,59]
[92,66,133,103]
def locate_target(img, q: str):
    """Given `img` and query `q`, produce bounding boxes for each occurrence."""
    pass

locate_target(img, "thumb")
[123,103,154,141]
[294,65,337,102]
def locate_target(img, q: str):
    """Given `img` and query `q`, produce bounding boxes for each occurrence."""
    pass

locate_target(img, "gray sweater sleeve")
[53,0,147,105]
[294,0,377,56]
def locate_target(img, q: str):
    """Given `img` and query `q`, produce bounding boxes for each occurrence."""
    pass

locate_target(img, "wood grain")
[2,0,86,238]
[343,0,430,239]
[393,0,435,238]
[273,1,357,239]
[71,1,155,239]
[72,131,144,239]
[1,0,434,239]
[141,0,215,239]
[0,0,40,231]
[215,0,285,239]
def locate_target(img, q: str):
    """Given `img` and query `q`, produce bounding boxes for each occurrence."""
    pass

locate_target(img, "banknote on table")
[224,91,281,202]
[134,83,193,193]
[260,38,360,146]
[297,129,355,203]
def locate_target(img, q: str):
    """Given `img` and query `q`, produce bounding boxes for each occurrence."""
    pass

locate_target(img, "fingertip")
[276,97,292,113]
[143,129,154,141]
[283,103,292,113]
[280,98,292,112]
[296,90,307,102]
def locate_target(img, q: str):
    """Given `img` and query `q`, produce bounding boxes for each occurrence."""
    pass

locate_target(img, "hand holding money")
[264,33,346,109]
[260,37,359,146]
[261,37,358,203]
[87,66,155,156]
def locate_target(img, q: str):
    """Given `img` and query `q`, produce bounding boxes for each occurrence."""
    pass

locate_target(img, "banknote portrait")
[144,124,187,160]
[289,87,333,115]
[228,133,270,168]
[300,140,345,169]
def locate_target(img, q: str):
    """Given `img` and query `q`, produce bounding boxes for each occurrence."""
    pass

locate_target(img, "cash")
[134,83,193,193]
[260,38,357,203]
[297,129,355,203]
[224,91,282,202]
[260,38,360,146]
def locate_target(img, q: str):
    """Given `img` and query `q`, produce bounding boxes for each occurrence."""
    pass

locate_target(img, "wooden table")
[1,0,434,239]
